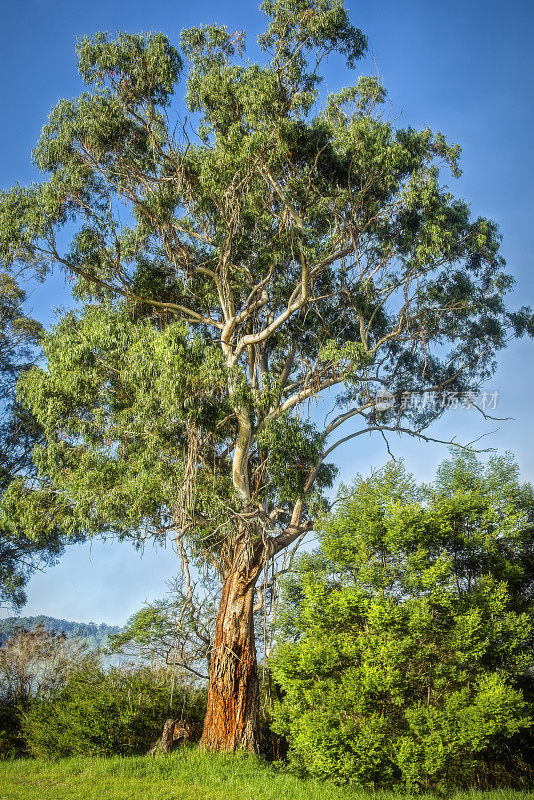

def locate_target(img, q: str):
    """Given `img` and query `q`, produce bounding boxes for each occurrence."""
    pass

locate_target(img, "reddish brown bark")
[201,559,261,752]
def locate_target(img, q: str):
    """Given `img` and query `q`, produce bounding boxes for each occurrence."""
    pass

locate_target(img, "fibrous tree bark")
[201,551,262,751]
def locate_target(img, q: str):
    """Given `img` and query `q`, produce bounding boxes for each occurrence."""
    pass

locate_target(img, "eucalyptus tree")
[0,0,531,750]
[0,272,66,609]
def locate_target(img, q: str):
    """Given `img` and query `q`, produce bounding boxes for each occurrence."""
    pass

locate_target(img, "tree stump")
[161,718,176,754]
[173,720,192,744]
[148,718,191,756]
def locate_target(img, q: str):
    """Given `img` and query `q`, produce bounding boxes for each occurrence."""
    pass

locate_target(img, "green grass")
[0,749,533,800]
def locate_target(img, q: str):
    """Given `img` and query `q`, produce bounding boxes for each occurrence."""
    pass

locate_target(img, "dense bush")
[0,700,24,757]
[271,453,534,792]
[21,657,207,758]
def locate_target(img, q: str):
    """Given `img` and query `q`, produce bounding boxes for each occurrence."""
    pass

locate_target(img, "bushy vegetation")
[0,625,88,756]
[271,453,534,792]
[0,701,22,758]
[21,657,206,758]
[0,624,206,758]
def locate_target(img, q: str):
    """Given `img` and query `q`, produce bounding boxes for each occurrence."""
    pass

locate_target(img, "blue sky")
[1,0,533,625]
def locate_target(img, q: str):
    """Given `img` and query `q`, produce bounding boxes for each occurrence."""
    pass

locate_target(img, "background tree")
[271,453,534,791]
[0,0,532,750]
[0,272,68,610]
[108,573,217,680]
[0,624,87,706]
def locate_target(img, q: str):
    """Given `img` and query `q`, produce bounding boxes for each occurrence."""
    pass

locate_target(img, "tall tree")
[108,574,216,680]
[0,272,66,609]
[0,0,531,750]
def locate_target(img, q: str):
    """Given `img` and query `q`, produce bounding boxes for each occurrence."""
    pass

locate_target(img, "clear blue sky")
[1,0,533,625]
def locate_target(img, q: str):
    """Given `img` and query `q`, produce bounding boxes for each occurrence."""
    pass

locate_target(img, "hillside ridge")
[0,615,121,648]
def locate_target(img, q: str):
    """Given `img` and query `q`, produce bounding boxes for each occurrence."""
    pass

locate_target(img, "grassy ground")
[1,749,533,800]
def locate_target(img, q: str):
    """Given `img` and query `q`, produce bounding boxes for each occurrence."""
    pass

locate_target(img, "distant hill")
[0,615,121,649]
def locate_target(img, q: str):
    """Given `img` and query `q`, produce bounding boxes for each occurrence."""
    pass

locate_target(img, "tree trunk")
[201,559,261,751]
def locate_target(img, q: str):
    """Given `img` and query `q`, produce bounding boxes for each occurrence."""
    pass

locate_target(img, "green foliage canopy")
[0,0,531,588]
[0,273,68,609]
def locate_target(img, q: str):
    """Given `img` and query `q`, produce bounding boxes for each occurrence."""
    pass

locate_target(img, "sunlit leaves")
[76,31,183,108]
[271,453,534,789]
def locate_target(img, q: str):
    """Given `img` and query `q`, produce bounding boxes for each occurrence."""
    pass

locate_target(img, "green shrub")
[271,454,534,792]
[21,657,207,757]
